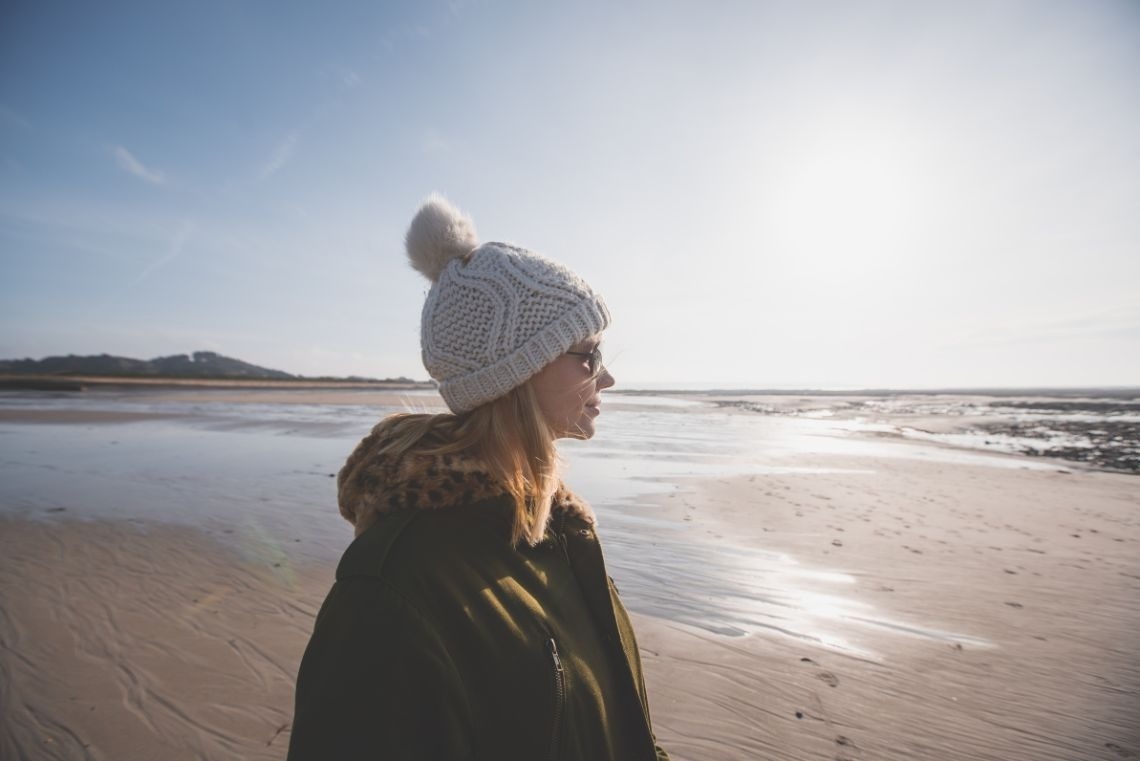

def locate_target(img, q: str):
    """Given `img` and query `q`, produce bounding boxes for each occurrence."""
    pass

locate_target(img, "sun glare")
[766,127,928,272]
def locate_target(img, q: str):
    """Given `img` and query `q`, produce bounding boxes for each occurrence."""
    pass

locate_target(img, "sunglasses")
[565,345,603,377]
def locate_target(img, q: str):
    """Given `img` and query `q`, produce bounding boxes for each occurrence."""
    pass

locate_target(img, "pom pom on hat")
[405,193,479,282]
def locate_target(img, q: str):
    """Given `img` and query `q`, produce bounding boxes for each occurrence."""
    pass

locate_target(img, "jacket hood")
[337,426,596,535]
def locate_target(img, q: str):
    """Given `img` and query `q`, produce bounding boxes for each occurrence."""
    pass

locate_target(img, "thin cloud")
[112,145,167,186]
[420,128,451,155]
[86,218,198,320]
[327,65,362,91]
[259,131,301,179]
[128,220,196,290]
[341,69,362,89]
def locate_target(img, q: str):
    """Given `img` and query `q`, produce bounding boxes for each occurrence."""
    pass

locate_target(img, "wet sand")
[1,398,1138,760]
[638,457,1140,760]
[0,521,327,761]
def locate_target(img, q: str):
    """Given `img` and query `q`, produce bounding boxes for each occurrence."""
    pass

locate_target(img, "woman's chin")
[561,420,596,441]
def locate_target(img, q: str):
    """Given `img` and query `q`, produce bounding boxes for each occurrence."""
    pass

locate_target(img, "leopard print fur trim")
[336,434,596,530]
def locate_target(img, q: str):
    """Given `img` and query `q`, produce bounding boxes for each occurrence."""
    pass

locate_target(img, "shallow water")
[722,393,1140,472]
[0,388,1017,655]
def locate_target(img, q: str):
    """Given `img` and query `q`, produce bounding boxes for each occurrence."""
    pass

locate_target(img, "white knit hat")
[405,194,610,413]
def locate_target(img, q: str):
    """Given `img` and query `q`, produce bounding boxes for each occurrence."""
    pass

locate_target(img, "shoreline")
[0,374,436,391]
[3,386,1138,475]
[5,375,1136,397]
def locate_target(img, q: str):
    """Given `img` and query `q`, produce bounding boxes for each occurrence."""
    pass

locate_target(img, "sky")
[2,0,1138,388]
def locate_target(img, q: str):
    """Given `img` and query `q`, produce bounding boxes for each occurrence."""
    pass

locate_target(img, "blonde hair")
[362,382,560,546]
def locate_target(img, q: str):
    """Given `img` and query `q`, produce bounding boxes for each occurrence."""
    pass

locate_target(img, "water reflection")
[601,510,992,656]
[0,391,994,654]
[560,407,993,655]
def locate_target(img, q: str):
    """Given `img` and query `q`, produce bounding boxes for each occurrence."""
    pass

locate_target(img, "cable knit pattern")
[408,198,610,413]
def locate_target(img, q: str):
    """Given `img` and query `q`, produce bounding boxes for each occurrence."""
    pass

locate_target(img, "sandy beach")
[1,388,1137,760]
[638,457,1139,760]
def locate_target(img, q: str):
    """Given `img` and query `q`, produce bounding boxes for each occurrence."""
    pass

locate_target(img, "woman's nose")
[597,366,615,390]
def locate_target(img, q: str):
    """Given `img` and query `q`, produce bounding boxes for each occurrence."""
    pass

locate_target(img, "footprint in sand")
[835,734,864,759]
[816,671,839,688]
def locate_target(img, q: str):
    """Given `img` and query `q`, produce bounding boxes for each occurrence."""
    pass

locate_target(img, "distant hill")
[1,351,298,380]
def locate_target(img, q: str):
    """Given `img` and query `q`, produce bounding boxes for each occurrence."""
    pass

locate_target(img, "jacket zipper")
[546,637,565,761]
[565,523,660,754]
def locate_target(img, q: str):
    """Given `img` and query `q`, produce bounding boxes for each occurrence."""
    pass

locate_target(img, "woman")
[287,196,669,760]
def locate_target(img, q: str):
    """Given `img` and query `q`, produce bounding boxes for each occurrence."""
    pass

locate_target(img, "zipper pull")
[547,637,564,672]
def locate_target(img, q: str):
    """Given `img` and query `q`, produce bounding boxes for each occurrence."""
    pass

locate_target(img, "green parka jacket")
[287,442,670,761]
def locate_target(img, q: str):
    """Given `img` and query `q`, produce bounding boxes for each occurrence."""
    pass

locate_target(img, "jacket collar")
[337,437,596,532]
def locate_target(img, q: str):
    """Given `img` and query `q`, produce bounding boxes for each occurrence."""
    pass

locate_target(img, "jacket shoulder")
[335,510,421,581]
[335,495,512,582]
